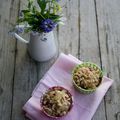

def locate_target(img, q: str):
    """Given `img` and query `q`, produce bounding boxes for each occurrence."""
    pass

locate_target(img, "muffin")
[41,86,73,118]
[72,62,103,94]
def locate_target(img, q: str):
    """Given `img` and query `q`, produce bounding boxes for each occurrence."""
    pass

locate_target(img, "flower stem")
[39,13,45,19]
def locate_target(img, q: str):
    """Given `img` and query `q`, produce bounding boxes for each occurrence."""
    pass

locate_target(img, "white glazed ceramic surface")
[28,31,57,62]
[14,31,57,62]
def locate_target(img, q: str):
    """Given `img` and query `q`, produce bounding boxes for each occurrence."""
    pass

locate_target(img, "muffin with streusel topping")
[41,86,73,118]
[72,62,103,94]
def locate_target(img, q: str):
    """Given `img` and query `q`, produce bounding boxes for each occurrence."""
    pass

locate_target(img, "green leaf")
[37,0,47,13]
[22,9,30,13]
[32,6,37,13]
[17,18,25,23]
[24,27,32,33]
[28,0,34,9]
[48,14,62,21]
[17,0,63,32]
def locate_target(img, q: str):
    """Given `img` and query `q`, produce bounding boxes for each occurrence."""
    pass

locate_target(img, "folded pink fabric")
[23,53,113,120]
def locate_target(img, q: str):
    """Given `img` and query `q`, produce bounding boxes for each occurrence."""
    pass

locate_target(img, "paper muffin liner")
[72,62,103,94]
[40,86,73,118]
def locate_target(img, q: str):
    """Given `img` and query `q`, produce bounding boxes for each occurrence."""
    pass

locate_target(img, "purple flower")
[39,19,57,33]
[16,27,24,33]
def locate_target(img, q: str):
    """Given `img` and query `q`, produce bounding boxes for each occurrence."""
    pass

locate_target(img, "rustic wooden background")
[0,0,120,120]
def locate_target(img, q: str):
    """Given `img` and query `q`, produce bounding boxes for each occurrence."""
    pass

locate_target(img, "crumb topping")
[42,88,72,117]
[73,66,101,89]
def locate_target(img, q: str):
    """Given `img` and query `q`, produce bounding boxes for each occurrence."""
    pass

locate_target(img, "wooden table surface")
[0,0,120,120]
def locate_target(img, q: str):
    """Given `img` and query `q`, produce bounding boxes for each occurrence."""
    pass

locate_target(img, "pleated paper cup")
[72,62,103,94]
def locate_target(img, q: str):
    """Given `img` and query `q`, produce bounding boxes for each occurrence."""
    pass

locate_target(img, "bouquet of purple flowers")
[18,0,63,33]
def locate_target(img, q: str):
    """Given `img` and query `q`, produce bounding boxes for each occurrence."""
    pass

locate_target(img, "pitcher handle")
[9,25,29,44]
[14,33,29,44]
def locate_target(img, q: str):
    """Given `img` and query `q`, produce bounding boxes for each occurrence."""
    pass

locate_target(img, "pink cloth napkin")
[23,53,113,120]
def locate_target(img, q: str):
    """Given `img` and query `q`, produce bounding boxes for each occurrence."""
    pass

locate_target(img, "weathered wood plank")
[37,53,58,80]
[79,0,106,120]
[11,0,38,120]
[36,0,79,83]
[95,0,120,119]
[5,0,120,120]
[0,0,19,120]
[37,0,80,80]
[11,1,59,120]
[11,42,38,120]
[58,0,79,57]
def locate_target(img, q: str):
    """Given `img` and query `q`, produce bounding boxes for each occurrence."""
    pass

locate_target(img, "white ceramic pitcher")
[14,31,57,62]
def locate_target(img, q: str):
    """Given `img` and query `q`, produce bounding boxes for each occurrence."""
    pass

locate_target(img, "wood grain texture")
[11,1,58,120]
[58,0,79,57]
[79,0,106,120]
[11,0,38,120]
[37,0,80,91]
[95,0,120,119]
[37,53,58,80]
[11,41,38,120]
[0,0,19,120]
[0,0,120,120]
